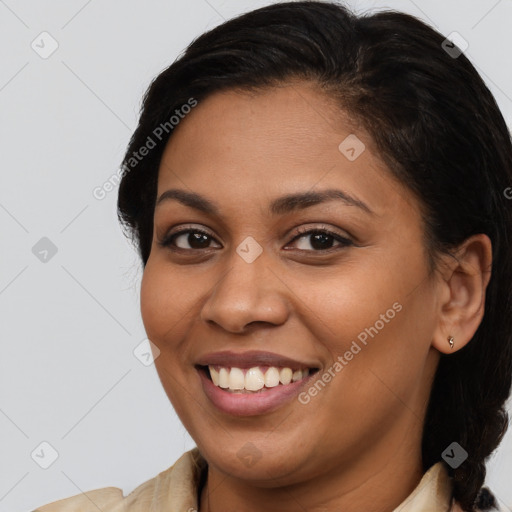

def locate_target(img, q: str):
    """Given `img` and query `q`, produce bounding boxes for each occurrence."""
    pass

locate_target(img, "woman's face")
[140,81,443,485]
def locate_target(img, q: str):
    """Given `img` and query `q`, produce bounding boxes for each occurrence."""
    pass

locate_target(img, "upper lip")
[195,350,319,370]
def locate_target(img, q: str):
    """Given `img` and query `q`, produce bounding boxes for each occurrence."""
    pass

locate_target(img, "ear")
[431,233,492,354]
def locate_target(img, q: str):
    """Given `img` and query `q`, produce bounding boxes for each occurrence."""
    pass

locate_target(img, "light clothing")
[32,448,489,511]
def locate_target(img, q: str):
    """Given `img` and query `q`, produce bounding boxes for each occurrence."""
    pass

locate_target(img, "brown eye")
[287,227,353,252]
[159,228,220,251]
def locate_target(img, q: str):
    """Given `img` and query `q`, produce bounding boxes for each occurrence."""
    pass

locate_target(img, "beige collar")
[391,460,456,511]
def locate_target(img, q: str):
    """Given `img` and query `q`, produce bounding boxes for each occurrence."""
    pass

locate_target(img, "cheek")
[298,254,431,402]
[140,262,188,343]
[140,263,196,404]
[297,264,404,355]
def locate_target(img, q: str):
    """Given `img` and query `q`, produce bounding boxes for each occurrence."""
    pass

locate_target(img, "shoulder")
[31,448,205,512]
[32,470,173,512]
[32,487,125,512]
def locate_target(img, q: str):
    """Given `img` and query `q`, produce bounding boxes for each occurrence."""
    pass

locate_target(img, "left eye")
[159,226,353,252]
[289,227,353,251]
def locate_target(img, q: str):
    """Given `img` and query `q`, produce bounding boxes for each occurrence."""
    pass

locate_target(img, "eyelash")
[158,225,354,254]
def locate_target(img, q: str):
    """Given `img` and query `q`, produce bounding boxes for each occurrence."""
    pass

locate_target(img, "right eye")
[158,227,221,251]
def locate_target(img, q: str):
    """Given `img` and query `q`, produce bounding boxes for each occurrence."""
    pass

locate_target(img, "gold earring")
[448,336,454,349]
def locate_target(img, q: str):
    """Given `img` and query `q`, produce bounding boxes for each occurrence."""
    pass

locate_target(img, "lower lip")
[197,367,317,416]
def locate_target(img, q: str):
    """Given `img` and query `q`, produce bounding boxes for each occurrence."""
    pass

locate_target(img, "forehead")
[155,82,419,223]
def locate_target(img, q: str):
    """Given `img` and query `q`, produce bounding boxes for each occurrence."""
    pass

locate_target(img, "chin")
[196,435,313,484]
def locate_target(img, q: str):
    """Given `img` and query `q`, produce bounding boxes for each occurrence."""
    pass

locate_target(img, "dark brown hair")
[117,2,512,510]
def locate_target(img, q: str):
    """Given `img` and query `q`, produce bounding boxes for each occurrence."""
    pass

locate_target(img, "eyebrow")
[155,188,374,216]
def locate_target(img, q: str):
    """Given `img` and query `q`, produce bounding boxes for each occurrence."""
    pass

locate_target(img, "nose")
[199,249,290,334]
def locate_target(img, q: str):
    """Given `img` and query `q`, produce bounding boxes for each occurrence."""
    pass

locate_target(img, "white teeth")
[230,367,245,390]
[219,367,229,388]
[207,365,312,391]
[292,370,302,382]
[279,367,293,385]
[210,366,220,386]
[264,367,280,388]
[245,367,265,391]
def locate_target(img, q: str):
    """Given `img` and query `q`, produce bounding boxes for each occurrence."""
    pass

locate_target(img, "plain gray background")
[1,1,511,511]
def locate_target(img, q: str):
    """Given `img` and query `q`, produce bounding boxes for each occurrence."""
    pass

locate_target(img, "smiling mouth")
[197,365,320,393]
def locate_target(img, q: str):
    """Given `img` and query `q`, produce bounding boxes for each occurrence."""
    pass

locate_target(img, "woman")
[34,1,512,511]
